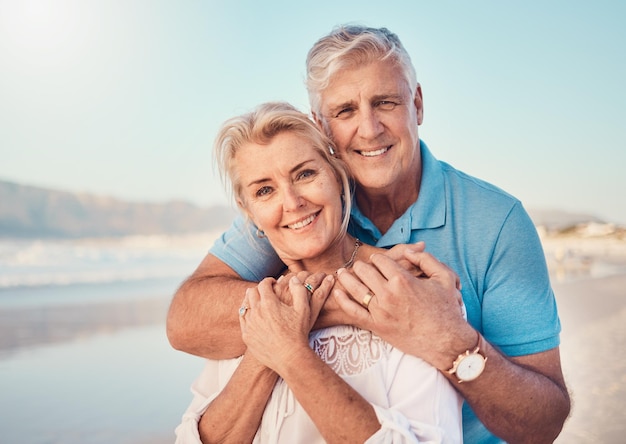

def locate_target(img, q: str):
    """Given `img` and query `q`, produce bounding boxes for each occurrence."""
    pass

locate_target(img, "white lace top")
[175,325,463,443]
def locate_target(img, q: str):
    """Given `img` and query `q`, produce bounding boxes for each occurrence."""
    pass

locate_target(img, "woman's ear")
[238,198,260,228]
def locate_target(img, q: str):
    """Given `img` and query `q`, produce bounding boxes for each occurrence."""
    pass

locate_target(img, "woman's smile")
[285,211,320,230]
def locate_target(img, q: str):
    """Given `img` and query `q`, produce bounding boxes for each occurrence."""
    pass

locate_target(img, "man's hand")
[333,246,470,370]
[382,241,427,276]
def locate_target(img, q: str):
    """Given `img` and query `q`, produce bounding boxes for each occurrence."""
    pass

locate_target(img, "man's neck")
[355,170,421,235]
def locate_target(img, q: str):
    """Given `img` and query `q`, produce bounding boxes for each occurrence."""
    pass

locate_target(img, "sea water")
[0,234,218,444]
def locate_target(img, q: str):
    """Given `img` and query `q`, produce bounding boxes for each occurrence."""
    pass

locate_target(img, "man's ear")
[414,83,424,125]
[312,111,324,129]
[312,111,332,140]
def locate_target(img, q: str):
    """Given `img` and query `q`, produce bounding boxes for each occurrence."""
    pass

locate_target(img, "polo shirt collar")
[349,140,446,243]
[411,140,446,230]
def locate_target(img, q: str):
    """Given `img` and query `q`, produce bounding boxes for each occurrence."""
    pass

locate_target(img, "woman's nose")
[282,186,305,210]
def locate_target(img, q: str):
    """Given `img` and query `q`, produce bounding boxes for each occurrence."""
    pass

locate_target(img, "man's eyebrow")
[371,93,405,102]
[326,94,406,115]
[326,101,356,115]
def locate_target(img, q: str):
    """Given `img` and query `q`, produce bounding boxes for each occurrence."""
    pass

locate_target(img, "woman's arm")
[176,273,335,443]
[197,353,278,443]
[242,276,382,443]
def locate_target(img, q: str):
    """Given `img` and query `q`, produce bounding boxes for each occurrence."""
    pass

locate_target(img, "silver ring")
[303,282,314,293]
[238,305,249,317]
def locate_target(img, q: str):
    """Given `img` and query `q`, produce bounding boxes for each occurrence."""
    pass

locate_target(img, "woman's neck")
[288,235,361,275]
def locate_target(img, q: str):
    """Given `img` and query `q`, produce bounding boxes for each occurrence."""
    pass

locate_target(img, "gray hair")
[306,25,418,115]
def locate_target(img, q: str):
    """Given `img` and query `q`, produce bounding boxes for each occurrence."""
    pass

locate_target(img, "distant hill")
[0,179,238,239]
[526,208,605,232]
[1,179,613,239]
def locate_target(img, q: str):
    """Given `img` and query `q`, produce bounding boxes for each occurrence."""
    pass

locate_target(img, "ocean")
[0,234,218,444]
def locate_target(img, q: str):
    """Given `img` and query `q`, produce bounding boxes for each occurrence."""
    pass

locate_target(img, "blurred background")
[1,1,625,443]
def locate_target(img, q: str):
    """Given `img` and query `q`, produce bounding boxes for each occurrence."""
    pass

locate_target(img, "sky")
[1,0,625,224]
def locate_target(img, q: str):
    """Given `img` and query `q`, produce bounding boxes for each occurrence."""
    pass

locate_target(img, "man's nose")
[356,107,384,139]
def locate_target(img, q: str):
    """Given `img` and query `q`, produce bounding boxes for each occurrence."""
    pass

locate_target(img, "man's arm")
[453,341,569,444]
[167,253,252,359]
[167,253,332,359]
[335,250,570,443]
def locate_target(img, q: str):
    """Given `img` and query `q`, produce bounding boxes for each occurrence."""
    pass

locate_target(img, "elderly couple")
[168,25,570,443]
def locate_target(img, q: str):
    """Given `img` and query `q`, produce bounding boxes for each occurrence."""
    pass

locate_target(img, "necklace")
[342,238,361,269]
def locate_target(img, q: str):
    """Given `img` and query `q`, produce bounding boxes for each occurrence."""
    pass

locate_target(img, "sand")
[553,274,626,443]
[0,297,170,357]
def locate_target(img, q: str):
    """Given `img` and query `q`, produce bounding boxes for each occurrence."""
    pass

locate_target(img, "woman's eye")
[255,186,272,197]
[297,169,316,180]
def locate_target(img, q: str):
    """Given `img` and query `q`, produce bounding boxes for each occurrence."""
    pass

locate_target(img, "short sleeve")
[481,202,561,356]
[210,215,285,281]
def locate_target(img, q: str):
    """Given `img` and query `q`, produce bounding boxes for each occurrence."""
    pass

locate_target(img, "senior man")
[168,25,570,443]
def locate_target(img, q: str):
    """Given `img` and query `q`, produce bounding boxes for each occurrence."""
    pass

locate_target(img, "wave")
[0,233,218,289]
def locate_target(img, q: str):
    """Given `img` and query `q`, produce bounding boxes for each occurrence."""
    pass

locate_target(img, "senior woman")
[174,102,463,443]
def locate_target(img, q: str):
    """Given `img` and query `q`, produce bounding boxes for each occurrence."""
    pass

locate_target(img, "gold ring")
[238,305,249,317]
[303,282,314,293]
[361,292,374,309]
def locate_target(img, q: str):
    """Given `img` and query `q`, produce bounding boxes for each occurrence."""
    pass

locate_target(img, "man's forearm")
[167,273,252,359]
[450,341,570,443]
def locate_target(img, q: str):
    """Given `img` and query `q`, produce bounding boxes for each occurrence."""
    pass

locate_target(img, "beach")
[553,275,626,443]
[0,233,625,443]
[543,230,626,443]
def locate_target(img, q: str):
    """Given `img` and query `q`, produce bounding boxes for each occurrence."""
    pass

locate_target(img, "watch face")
[457,353,486,381]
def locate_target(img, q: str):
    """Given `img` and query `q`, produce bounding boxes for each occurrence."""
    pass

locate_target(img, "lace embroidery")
[310,326,385,376]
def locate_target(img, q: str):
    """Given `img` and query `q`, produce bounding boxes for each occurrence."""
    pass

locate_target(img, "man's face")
[316,60,423,193]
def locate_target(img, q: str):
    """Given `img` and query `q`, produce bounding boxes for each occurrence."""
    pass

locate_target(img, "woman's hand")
[239,274,334,373]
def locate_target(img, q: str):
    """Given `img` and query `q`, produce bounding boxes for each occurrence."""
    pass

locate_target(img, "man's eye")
[335,108,355,119]
[255,186,272,197]
[377,101,397,110]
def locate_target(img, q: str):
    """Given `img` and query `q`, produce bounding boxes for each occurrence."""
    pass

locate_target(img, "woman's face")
[235,131,344,263]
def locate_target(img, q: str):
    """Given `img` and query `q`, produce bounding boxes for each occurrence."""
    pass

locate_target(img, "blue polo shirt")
[210,141,561,443]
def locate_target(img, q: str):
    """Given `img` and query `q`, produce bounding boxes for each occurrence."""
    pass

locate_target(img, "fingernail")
[325,274,335,283]
[277,275,284,282]
[336,267,345,276]
[290,276,300,284]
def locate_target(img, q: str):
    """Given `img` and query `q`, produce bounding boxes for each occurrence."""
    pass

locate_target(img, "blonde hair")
[213,101,353,238]
[306,25,418,115]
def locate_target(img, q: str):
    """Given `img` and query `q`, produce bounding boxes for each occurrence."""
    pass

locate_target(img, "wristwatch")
[447,335,488,383]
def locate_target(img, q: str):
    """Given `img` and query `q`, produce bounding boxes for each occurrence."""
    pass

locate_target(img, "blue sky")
[1,0,625,223]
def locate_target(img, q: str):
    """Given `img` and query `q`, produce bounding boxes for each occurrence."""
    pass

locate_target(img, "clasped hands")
[239,242,466,372]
